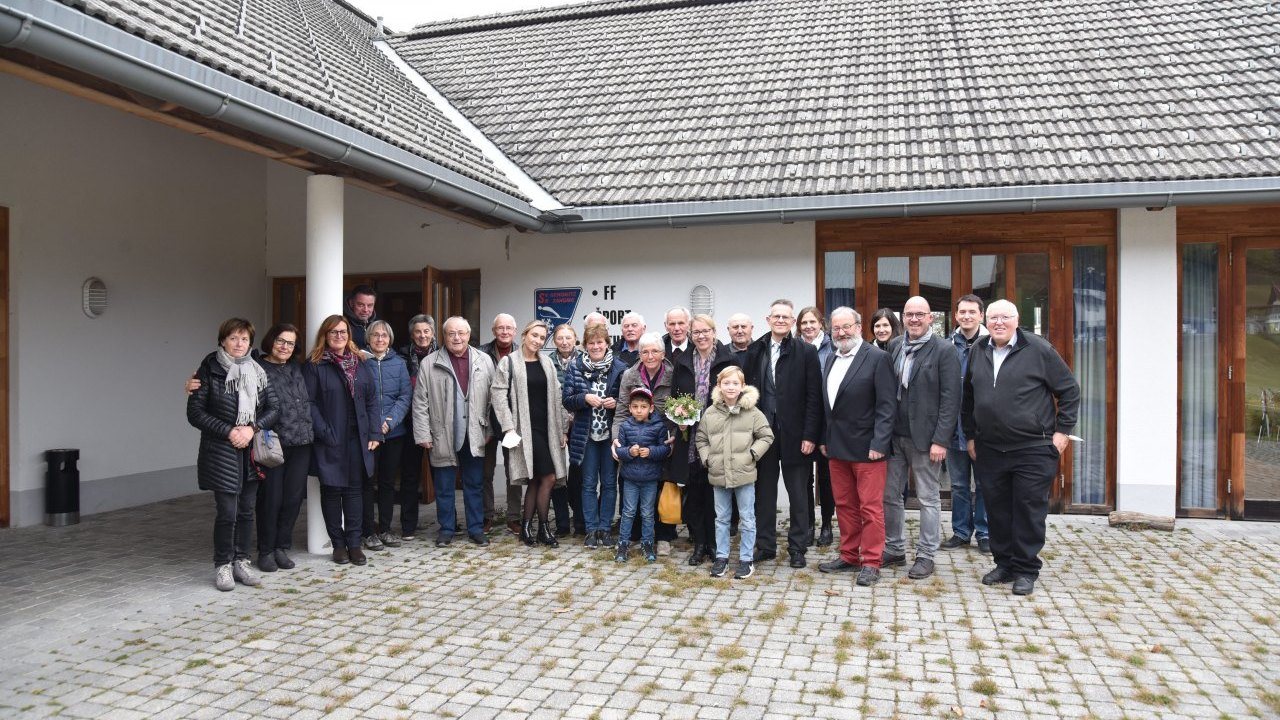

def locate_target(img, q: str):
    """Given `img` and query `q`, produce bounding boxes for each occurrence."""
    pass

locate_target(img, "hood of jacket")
[710,384,760,413]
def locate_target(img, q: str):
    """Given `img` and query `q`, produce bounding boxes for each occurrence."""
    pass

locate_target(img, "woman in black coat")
[187,318,281,592]
[253,324,314,572]
[303,314,383,566]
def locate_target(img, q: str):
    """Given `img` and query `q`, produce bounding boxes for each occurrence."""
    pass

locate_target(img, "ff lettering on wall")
[536,285,630,345]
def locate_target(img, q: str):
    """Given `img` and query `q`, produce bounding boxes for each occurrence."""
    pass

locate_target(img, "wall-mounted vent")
[690,284,714,318]
[82,277,107,318]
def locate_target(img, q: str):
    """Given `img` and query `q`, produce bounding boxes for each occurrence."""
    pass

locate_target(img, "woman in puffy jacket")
[563,323,626,548]
[304,314,382,566]
[363,320,412,551]
[187,317,280,592]
[253,323,313,573]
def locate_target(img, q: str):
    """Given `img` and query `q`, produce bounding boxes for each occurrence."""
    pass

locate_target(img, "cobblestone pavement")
[2,495,1279,719]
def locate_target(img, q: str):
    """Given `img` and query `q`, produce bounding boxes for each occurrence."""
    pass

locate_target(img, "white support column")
[1116,207,1178,516]
[305,175,344,555]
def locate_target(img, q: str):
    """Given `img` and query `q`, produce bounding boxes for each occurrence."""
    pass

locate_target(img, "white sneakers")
[214,563,234,591]
[231,559,261,587]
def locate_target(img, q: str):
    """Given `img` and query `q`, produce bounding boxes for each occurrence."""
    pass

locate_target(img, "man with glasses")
[480,313,520,535]
[882,297,960,580]
[745,299,822,568]
[962,299,1079,596]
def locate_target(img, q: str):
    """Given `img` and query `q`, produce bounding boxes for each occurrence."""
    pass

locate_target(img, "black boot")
[538,517,559,547]
[520,520,536,547]
[688,544,709,566]
[818,520,834,547]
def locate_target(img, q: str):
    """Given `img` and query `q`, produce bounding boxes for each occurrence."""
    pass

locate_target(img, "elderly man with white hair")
[961,299,1079,597]
[613,312,646,366]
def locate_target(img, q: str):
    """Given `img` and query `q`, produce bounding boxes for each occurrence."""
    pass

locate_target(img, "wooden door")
[1229,236,1280,520]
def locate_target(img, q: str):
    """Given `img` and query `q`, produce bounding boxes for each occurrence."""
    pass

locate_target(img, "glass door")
[1232,238,1280,520]
[867,246,959,337]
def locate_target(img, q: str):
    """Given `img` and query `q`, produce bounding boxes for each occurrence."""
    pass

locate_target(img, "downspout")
[0,3,548,231]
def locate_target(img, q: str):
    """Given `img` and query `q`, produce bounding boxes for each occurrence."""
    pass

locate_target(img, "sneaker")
[656,540,671,557]
[881,552,907,568]
[379,532,402,548]
[584,532,599,549]
[435,534,453,547]
[469,533,490,546]
[940,535,971,550]
[977,537,991,554]
[907,557,935,580]
[710,557,729,577]
[642,542,657,562]
[362,534,385,552]
[232,559,261,587]
[733,560,754,579]
[214,563,234,591]
[614,543,629,563]
[274,549,295,570]
[855,566,881,586]
[257,552,278,573]
[1012,575,1036,596]
[981,566,1015,585]
[332,546,350,565]
[401,533,416,542]
[349,547,368,566]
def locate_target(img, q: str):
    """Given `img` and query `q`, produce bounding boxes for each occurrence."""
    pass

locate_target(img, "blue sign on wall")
[535,287,582,328]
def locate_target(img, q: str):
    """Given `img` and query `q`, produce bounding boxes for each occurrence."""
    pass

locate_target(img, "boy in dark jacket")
[614,387,671,562]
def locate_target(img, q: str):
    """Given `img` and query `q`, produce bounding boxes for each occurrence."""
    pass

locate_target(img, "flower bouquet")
[664,393,704,440]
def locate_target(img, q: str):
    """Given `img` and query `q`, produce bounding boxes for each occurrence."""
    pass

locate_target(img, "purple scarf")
[322,349,358,398]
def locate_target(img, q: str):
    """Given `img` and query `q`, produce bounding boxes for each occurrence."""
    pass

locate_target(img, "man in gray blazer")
[883,297,960,579]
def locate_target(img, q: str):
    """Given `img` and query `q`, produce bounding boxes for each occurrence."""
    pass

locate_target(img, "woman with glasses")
[362,320,412,552]
[303,315,383,565]
[491,320,570,547]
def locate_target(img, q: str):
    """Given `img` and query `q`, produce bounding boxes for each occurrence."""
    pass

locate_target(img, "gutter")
[538,177,1280,232]
[0,0,548,231]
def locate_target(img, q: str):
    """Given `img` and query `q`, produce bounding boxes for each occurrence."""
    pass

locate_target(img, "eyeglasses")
[769,314,793,321]
[987,315,1016,324]
[831,323,859,334]
[639,349,663,356]
[273,338,296,348]
[445,331,468,338]
[691,329,714,337]
[327,329,348,336]
[368,332,390,339]
[903,312,929,320]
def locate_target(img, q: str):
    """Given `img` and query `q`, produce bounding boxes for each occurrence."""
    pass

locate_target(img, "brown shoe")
[349,547,367,566]
[506,520,522,536]
[483,518,493,534]
[331,546,350,565]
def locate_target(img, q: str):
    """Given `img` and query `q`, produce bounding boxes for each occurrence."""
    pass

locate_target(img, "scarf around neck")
[894,333,931,389]
[581,352,614,441]
[216,347,267,426]
[322,348,359,398]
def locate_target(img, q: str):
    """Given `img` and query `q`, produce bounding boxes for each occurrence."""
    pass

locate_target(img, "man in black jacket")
[962,299,1079,597]
[745,299,823,567]
[344,285,378,351]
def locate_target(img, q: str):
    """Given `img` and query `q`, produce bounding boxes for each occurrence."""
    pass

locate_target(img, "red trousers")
[829,458,887,568]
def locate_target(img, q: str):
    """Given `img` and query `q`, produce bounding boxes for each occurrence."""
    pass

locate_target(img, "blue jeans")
[579,439,617,534]
[714,484,756,562]
[618,478,657,546]
[947,448,988,541]
[434,447,485,538]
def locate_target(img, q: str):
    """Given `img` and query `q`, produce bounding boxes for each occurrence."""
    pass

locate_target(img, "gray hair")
[408,313,436,335]
[442,316,471,335]
[621,312,645,326]
[367,319,394,344]
[830,306,861,324]
[665,306,692,323]
[637,332,664,351]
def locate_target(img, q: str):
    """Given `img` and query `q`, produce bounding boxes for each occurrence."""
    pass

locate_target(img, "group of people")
[188,284,1079,597]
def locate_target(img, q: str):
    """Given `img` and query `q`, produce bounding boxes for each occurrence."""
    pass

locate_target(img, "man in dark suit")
[883,297,960,580]
[745,299,822,568]
[817,307,897,586]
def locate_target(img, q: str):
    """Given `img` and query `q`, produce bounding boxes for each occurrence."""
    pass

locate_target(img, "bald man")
[961,299,1079,597]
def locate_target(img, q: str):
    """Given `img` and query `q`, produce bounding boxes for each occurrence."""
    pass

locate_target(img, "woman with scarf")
[796,306,836,547]
[612,332,676,546]
[363,320,412,552]
[304,314,383,565]
[869,308,904,351]
[547,323,585,537]
[676,314,736,565]
[397,313,437,541]
[563,323,626,548]
[492,320,570,547]
[187,318,280,591]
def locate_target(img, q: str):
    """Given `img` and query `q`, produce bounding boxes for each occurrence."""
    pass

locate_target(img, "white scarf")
[216,348,267,426]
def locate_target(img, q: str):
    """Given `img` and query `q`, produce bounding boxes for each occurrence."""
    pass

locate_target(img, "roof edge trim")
[375,40,563,212]
[0,0,545,229]
[401,0,746,39]
[543,177,1280,232]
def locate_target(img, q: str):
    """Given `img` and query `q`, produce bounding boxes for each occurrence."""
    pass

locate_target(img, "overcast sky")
[349,0,586,32]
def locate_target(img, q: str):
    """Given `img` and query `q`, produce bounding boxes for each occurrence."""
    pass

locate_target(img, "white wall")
[1116,207,1178,516]
[0,74,269,525]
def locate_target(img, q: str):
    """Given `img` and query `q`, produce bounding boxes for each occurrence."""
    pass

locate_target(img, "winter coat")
[667,341,737,484]
[303,357,382,485]
[949,326,988,450]
[616,415,672,483]
[886,334,961,452]
[412,347,495,468]
[810,333,834,369]
[612,359,675,439]
[961,329,1080,452]
[344,311,376,351]
[364,350,412,440]
[562,353,627,465]
[187,351,281,494]
[695,385,774,489]
[744,333,823,464]
[547,348,581,386]
[490,353,570,484]
[255,350,313,448]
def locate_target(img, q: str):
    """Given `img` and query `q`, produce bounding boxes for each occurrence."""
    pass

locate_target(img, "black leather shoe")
[940,535,971,550]
[881,552,907,568]
[469,533,490,547]
[817,524,834,547]
[273,549,295,570]
[789,553,807,569]
[688,545,709,566]
[435,534,453,547]
[981,566,1015,585]
[818,557,860,574]
[753,548,777,562]
[555,526,571,538]
[348,547,367,566]
[907,557,935,579]
[977,538,991,554]
[520,520,536,547]
[257,552,277,573]
[331,547,350,565]
[1012,575,1036,595]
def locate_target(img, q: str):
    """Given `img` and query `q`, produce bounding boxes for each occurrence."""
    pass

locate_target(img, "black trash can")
[45,448,80,526]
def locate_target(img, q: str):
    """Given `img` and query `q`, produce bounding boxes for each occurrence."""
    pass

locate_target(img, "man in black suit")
[883,296,960,580]
[816,307,897,587]
[745,299,822,568]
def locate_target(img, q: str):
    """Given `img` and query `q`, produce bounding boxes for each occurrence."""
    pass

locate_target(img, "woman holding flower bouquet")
[671,314,737,565]
[613,333,675,547]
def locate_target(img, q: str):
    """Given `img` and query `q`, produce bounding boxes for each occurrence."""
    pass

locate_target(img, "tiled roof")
[390,0,1280,207]
[62,0,525,197]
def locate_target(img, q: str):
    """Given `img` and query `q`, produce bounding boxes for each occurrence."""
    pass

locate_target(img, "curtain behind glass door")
[1180,244,1218,509]
[1072,246,1107,505]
